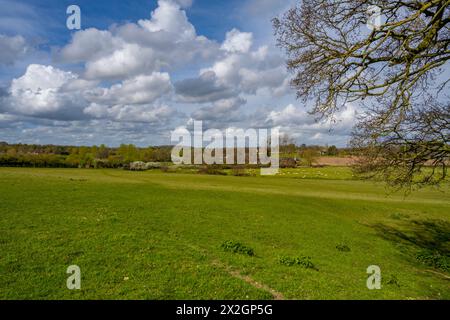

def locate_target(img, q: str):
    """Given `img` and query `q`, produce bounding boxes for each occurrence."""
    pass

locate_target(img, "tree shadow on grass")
[370,219,450,273]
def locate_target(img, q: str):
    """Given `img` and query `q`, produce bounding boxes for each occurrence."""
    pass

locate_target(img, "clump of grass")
[279,255,317,270]
[221,240,254,256]
[416,250,450,272]
[386,275,400,287]
[336,244,351,252]
[390,213,410,220]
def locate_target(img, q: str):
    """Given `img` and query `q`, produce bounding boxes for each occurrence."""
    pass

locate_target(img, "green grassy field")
[0,167,449,300]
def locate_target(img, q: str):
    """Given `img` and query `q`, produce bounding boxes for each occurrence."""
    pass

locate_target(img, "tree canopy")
[274,0,449,188]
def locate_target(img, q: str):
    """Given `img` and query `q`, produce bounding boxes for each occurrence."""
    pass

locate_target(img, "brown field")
[315,157,357,166]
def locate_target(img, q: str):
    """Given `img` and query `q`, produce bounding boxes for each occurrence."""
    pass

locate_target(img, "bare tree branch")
[274,0,450,188]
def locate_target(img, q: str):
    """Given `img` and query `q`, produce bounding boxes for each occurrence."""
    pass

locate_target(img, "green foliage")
[416,250,450,272]
[279,255,317,270]
[386,275,401,287]
[221,240,255,256]
[336,244,351,252]
[0,143,172,168]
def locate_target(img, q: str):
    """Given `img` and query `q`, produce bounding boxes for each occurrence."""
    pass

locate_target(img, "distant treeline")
[0,142,172,168]
[0,141,353,168]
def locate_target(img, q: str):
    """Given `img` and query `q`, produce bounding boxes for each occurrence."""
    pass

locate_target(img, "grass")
[0,167,449,300]
[276,167,356,180]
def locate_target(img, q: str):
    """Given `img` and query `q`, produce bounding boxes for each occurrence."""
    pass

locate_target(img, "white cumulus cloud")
[221,29,253,53]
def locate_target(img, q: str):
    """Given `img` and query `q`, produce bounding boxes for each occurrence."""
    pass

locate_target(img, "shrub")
[386,275,400,287]
[336,244,351,252]
[279,255,317,270]
[221,240,254,256]
[416,250,450,272]
[280,158,297,168]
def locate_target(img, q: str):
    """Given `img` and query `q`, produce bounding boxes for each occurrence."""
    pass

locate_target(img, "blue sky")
[1,0,242,40]
[0,0,355,147]
[0,0,281,59]
[0,0,263,79]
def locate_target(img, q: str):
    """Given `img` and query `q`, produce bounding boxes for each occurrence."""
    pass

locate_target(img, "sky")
[0,0,357,147]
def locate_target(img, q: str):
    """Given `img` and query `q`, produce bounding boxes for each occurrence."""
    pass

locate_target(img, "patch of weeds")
[390,213,410,220]
[221,240,254,256]
[336,244,351,252]
[386,275,400,287]
[416,250,450,272]
[279,255,318,270]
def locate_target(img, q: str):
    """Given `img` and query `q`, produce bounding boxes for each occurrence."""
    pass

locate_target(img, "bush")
[221,240,254,256]
[279,255,317,270]
[416,250,450,272]
[280,158,297,168]
[386,275,400,287]
[336,244,351,252]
